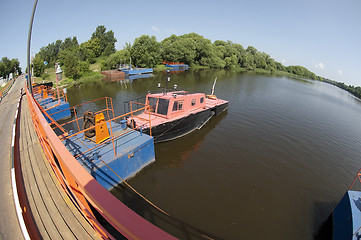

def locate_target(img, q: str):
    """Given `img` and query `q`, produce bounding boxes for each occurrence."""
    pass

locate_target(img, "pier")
[0,76,101,239]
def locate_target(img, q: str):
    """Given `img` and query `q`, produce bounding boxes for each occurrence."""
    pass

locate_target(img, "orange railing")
[26,87,175,239]
[33,84,69,117]
[33,84,68,102]
[129,100,152,136]
[349,168,361,190]
[58,98,152,158]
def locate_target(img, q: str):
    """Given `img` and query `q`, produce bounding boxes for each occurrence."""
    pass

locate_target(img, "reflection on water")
[67,70,361,239]
[156,110,228,169]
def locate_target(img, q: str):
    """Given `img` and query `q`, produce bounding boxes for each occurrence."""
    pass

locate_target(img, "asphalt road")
[0,75,25,240]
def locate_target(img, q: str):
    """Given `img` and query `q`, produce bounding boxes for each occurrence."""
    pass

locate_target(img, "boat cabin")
[145,91,206,119]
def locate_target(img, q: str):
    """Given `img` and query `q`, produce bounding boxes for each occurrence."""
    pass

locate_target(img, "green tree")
[79,61,90,74]
[58,49,80,79]
[101,49,131,70]
[79,38,101,62]
[33,55,45,77]
[10,58,21,75]
[0,62,5,78]
[131,35,161,67]
[60,37,79,51]
[0,57,21,78]
[37,39,62,66]
[91,25,117,56]
[246,46,258,55]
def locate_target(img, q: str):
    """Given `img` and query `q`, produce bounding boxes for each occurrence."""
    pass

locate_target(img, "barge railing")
[129,100,152,136]
[349,168,361,190]
[26,87,175,239]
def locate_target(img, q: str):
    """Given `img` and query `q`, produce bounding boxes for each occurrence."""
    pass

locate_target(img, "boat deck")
[18,94,101,239]
[63,121,155,190]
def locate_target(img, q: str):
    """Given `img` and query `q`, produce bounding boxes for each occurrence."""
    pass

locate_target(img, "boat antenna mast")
[158,69,171,95]
[210,77,217,96]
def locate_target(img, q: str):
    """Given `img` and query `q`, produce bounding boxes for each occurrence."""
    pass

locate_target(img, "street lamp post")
[27,0,38,95]
[55,64,63,103]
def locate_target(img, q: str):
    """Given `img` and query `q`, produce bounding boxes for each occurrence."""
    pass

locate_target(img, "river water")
[67,70,361,239]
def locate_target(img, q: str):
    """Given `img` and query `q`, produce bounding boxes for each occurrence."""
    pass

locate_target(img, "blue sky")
[1,0,360,86]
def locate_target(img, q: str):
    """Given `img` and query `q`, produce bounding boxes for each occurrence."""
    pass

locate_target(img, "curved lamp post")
[27,0,38,95]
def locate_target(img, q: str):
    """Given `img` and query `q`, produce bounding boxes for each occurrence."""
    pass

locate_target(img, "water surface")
[67,70,361,239]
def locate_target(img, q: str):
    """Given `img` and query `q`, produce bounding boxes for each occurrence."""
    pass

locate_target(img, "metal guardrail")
[0,77,16,103]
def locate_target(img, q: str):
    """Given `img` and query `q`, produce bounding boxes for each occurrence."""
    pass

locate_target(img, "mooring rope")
[100,159,218,240]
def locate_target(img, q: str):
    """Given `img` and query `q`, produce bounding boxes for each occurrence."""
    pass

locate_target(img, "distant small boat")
[118,62,153,75]
[127,78,228,143]
[163,61,189,68]
[122,67,153,75]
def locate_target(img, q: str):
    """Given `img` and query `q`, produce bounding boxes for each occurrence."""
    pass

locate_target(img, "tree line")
[34,25,116,79]
[34,27,322,82]
[0,57,21,79]
[103,33,321,81]
[322,78,361,99]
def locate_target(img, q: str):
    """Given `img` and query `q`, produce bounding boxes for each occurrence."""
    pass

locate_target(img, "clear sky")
[1,0,360,86]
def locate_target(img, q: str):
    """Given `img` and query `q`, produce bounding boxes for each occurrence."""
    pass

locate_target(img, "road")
[0,75,25,240]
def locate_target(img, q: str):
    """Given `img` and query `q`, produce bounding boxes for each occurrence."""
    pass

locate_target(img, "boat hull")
[64,121,155,191]
[211,101,228,115]
[333,190,361,240]
[145,108,213,143]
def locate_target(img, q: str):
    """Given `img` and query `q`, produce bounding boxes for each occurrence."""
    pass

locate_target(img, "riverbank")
[33,62,103,89]
[33,63,352,99]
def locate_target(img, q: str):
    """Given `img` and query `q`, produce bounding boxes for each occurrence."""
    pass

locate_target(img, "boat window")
[191,99,196,106]
[172,100,184,111]
[148,97,158,113]
[172,101,177,111]
[200,97,204,103]
[157,98,169,115]
[179,101,183,110]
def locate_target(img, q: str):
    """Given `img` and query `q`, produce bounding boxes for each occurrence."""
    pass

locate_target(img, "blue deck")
[63,121,155,190]
[33,92,72,122]
[333,190,361,240]
[127,73,153,81]
[122,68,153,75]
[42,99,71,122]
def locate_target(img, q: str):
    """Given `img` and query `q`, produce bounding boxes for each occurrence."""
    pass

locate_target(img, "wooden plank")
[25,145,63,240]
[20,106,64,240]
[20,146,51,239]
[21,101,101,240]
[31,137,97,239]
[24,105,76,240]
[37,144,101,240]
[19,99,29,152]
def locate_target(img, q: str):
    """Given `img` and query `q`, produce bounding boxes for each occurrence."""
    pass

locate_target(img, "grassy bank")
[33,63,312,91]
[34,62,103,89]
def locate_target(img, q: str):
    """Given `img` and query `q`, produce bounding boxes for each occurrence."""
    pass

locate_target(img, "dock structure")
[18,93,102,239]
[2,76,215,240]
[12,76,175,239]
[0,75,102,239]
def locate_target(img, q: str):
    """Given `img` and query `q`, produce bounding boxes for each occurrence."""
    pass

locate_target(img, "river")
[67,69,361,239]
